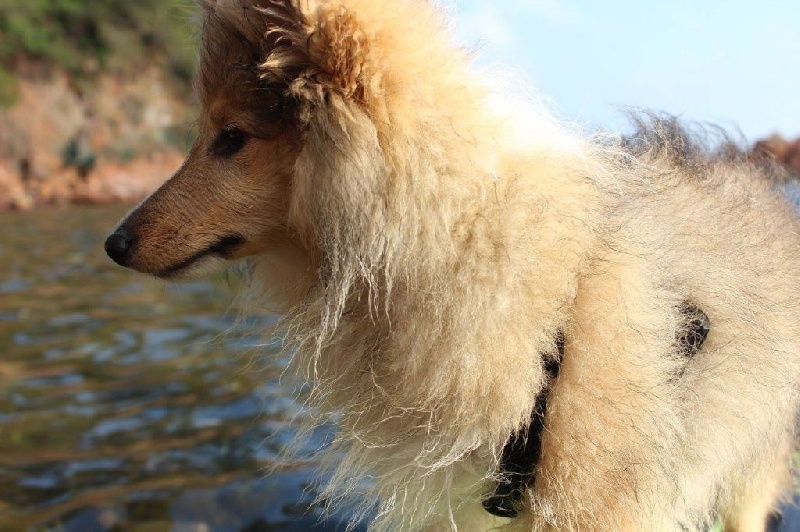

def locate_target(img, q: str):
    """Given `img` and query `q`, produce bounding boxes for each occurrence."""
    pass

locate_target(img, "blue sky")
[453,0,800,142]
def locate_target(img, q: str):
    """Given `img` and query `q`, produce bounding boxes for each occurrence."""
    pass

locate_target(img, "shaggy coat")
[105,0,800,530]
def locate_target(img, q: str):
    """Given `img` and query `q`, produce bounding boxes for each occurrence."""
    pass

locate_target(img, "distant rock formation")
[752,134,800,180]
[0,66,191,211]
[0,152,183,211]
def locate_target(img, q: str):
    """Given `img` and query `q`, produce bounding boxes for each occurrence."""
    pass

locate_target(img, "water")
[0,206,351,531]
[1,204,799,531]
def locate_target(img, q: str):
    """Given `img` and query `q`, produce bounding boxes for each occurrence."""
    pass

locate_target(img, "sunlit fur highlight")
[119,1,800,530]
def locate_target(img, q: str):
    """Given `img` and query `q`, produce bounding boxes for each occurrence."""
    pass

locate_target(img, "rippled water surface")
[0,206,350,531]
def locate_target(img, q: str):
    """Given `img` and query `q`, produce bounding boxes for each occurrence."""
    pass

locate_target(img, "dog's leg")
[440,504,513,532]
[720,437,793,532]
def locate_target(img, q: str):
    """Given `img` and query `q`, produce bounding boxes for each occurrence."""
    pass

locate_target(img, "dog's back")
[518,119,800,531]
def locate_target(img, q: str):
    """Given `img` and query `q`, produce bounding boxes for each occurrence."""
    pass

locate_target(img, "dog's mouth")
[157,235,246,278]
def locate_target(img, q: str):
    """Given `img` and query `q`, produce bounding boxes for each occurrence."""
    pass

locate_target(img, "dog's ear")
[199,0,282,66]
[258,1,372,102]
[305,4,372,100]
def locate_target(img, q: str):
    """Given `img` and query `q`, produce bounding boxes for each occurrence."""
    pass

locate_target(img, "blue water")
[0,206,355,531]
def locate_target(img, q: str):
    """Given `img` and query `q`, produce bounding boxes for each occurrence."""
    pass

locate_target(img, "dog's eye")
[210,127,249,158]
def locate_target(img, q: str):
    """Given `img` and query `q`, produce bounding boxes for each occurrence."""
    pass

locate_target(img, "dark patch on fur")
[483,332,564,518]
[676,301,710,358]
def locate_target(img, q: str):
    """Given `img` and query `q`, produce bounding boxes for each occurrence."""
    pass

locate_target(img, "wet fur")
[110,1,800,530]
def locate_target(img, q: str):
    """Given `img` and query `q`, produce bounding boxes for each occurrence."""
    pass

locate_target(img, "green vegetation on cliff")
[0,0,196,106]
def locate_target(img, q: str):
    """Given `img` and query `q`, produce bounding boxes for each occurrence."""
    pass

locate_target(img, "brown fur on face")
[108,1,305,279]
[106,1,800,531]
[117,131,297,278]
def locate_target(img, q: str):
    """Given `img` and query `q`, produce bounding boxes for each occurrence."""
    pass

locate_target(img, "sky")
[452,0,800,142]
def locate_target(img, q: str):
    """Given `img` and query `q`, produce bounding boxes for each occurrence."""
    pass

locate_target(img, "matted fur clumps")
[112,1,800,530]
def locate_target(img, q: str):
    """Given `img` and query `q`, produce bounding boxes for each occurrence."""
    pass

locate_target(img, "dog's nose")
[104,228,134,266]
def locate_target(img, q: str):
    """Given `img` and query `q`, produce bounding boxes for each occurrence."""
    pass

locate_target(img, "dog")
[105,1,800,530]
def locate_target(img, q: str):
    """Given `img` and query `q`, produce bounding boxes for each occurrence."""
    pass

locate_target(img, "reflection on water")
[0,206,352,531]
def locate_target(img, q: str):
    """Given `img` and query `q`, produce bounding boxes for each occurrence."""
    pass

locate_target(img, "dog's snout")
[104,228,135,266]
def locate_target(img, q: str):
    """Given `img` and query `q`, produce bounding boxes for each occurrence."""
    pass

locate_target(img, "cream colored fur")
[112,0,800,530]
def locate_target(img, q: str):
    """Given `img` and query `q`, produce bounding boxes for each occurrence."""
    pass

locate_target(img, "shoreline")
[0,151,183,212]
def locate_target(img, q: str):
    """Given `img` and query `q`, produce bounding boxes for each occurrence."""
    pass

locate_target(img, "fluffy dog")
[105,0,800,530]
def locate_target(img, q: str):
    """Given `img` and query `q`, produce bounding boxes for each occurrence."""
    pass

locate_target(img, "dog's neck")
[281,96,599,421]
[263,92,606,520]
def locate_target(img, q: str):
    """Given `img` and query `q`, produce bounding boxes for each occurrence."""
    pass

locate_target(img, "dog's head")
[103,1,316,278]
[105,0,473,293]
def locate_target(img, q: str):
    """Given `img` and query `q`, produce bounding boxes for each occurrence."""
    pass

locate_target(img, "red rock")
[753,134,800,179]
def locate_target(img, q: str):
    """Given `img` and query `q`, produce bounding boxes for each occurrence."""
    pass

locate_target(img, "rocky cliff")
[0,0,194,210]
[0,65,189,210]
